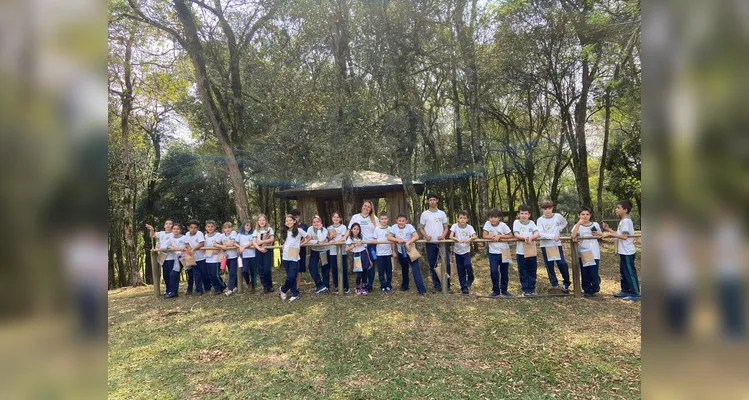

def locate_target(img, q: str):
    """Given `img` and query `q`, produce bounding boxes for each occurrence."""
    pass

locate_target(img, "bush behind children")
[146,198,639,302]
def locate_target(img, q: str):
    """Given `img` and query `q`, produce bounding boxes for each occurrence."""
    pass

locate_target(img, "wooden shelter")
[275,170,425,224]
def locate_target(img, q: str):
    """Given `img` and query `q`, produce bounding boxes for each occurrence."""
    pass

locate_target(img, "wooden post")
[440,243,448,294]
[236,258,243,294]
[570,239,582,298]
[337,245,344,295]
[151,250,161,297]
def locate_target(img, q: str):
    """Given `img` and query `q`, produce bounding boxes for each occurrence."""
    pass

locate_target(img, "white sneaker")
[279,286,287,300]
[225,289,233,296]
[289,296,299,302]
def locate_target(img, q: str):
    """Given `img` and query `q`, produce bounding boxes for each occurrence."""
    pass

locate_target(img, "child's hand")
[602,232,611,238]
[145,224,153,231]
[553,235,560,242]
[525,236,533,244]
[437,235,445,241]
[424,235,432,241]
[602,222,609,230]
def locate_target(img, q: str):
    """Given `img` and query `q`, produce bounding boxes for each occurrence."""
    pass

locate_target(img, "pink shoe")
[355,288,362,296]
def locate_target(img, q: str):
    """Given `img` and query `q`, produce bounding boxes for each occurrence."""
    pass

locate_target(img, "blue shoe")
[501,291,514,297]
[623,295,640,301]
[487,292,500,298]
[613,291,629,298]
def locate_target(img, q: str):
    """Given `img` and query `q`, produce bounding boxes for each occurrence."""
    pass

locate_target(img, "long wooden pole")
[337,245,344,295]
[570,239,582,298]
[440,243,448,294]
[151,252,160,297]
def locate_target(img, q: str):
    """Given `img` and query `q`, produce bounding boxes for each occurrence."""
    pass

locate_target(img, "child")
[450,210,477,295]
[215,222,239,296]
[290,209,309,291]
[327,212,350,294]
[349,200,378,292]
[307,215,331,294]
[203,220,226,294]
[482,209,515,297]
[537,199,571,292]
[514,204,541,296]
[571,207,602,297]
[164,223,187,298]
[253,214,275,293]
[374,214,394,292]
[387,214,427,295]
[346,223,371,296]
[185,219,207,295]
[603,200,640,301]
[237,220,257,291]
[145,219,173,291]
[279,214,310,302]
[419,193,451,292]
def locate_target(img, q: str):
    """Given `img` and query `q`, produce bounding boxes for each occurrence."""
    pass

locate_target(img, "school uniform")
[537,213,571,290]
[185,231,207,294]
[514,220,539,294]
[349,214,377,290]
[204,232,225,293]
[166,234,187,295]
[576,223,602,295]
[156,231,173,291]
[389,224,426,294]
[615,218,639,297]
[327,224,349,291]
[253,227,275,292]
[347,237,370,289]
[307,226,331,291]
[374,225,393,290]
[281,229,308,297]
[420,209,451,290]
[483,221,512,295]
[450,223,476,292]
[237,231,257,289]
[220,231,239,291]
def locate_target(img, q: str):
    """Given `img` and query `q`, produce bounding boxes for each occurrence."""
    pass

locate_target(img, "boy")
[145,219,173,291]
[419,193,451,292]
[290,209,309,291]
[185,219,207,295]
[603,200,640,301]
[514,204,541,296]
[374,214,394,292]
[571,207,602,297]
[537,200,571,293]
[388,214,427,295]
[482,209,515,297]
[449,210,477,295]
[203,220,226,294]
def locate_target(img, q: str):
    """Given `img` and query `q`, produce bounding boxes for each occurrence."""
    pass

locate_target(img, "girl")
[203,220,226,294]
[346,223,371,296]
[571,207,603,297]
[237,220,257,291]
[327,212,350,294]
[279,214,310,302]
[307,215,331,293]
[215,222,239,296]
[253,214,275,293]
[165,223,187,298]
[349,200,378,291]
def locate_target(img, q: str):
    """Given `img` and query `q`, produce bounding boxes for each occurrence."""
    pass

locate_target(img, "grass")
[108,242,640,399]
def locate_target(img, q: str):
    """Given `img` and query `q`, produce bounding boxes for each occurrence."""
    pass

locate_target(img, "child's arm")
[603,230,628,240]
[482,230,496,241]
[300,236,312,247]
[449,230,459,242]
[406,232,419,247]
[144,224,157,238]
[571,222,581,238]
[438,224,449,240]
[418,226,431,241]
[387,233,401,243]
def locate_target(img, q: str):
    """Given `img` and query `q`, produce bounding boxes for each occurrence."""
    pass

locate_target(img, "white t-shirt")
[236,232,256,258]
[450,223,476,255]
[345,236,366,253]
[327,224,347,256]
[349,213,377,241]
[575,222,601,259]
[483,221,512,254]
[252,227,275,245]
[388,224,417,256]
[373,225,393,256]
[282,229,308,261]
[513,220,538,255]
[218,231,238,259]
[419,209,448,241]
[537,213,568,247]
[204,232,222,263]
[616,218,636,255]
[307,226,330,252]
[185,231,206,261]
[157,231,173,250]
[166,234,187,261]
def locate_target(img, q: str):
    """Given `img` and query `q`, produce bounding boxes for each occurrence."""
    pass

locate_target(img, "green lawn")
[108,243,640,399]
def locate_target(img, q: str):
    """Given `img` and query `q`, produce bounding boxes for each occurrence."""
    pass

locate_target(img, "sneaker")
[562,284,570,293]
[501,291,514,297]
[355,288,362,296]
[279,286,287,301]
[333,287,339,293]
[584,293,595,298]
[381,288,386,292]
[196,292,204,296]
[461,289,470,295]
[185,291,193,296]
[385,287,393,292]
[315,287,327,294]
[623,295,640,301]
[344,288,351,294]
[487,292,500,298]
[523,292,536,297]
[225,289,233,296]
[362,289,369,295]
[551,285,560,290]
[419,292,427,296]
[400,286,409,291]
[165,292,177,299]
[289,296,299,302]
[213,290,223,295]
[613,291,629,298]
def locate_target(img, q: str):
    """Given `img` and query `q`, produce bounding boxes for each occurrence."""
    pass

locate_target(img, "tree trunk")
[116,230,128,287]
[597,86,611,219]
[108,237,116,289]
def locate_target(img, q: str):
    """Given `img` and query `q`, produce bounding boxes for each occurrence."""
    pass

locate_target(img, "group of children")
[147,195,640,302]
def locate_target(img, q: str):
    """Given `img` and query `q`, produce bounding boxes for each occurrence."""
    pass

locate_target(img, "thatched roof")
[275,170,424,199]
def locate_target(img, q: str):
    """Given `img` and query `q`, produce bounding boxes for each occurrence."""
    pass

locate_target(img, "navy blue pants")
[281,260,300,297]
[580,258,601,294]
[256,250,273,291]
[362,244,377,290]
[377,255,393,289]
[226,257,239,291]
[168,260,183,295]
[242,256,257,289]
[194,259,211,294]
[206,262,225,293]
[619,254,639,296]
[541,246,570,287]
[398,255,426,294]
[488,253,510,294]
[454,252,474,291]
[516,254,538,293]
[161,261,171,293]
[308,250,330,290]
[329,253,349,290]
[426,243,451,289]
[353,250,372,288]
[185,265,194,293]
[298,248,307,273]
